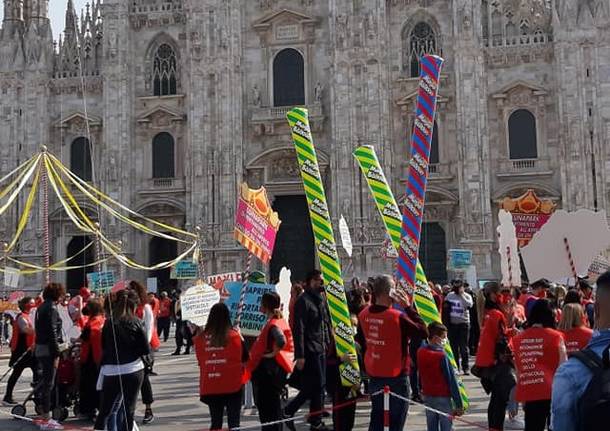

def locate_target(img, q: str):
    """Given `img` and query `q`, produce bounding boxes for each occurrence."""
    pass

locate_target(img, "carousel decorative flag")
[287,108,360,388]
[234,183,281,264]
[397,54,444,295]
[353,144,469,408]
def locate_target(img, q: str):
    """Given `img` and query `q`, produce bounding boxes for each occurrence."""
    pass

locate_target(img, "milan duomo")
[0,0,607,290]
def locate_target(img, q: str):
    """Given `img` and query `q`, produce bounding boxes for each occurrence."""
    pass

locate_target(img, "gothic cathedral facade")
[0,0,608,290]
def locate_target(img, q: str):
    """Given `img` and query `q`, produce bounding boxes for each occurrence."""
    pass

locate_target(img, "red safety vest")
[560,326,593,354]
[475,309,507,368]
[80,315,105,365]
[158,298,172,318]
[417,345,450,397]
[194,329,246,396]
[359,306,406,378]
[136,304,161,350]
[10,312,34,353]
[248,317,295,375]
[512,327,564,402]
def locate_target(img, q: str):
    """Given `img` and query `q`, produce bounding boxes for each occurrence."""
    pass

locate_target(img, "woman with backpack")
[512,299,566,431]
[194,303,248,431]
[248,292,294,431]
[473,282,516,431]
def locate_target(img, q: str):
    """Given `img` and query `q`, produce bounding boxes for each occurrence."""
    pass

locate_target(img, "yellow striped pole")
[287,108,360,387]
[353,144,469,408]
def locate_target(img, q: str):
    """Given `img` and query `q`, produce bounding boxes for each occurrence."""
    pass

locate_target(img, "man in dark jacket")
[284,270,332,431]
[34,283,65,421]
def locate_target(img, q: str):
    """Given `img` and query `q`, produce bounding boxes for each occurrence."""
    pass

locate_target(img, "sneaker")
[283,409,296,431]
[463,369,470,376]
[171,350,181,356]
[149,371,158,376]
[505,416,525,430]
[2,397,17,406]
[183,349,191,355]
[142,408,154,425]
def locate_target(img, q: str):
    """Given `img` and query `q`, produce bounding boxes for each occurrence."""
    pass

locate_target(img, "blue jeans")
[368,375,410,431]
[424,396,453,431]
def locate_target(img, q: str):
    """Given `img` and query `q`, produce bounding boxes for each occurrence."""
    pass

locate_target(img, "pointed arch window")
[405,22,439,78]
[508,109,537,160]
[152,44,177,96]
[430,121,439,165]
[273,48,305,107]
[70,137,92,181]
[152,132,175,178]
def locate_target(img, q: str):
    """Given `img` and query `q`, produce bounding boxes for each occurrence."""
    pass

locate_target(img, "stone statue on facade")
[252,85,261,107]
[314,82,323,103]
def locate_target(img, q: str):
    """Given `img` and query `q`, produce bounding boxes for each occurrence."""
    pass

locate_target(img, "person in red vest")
[3,297,35,406]
[473,282,516,431]
[248,292,294,431]
[417,321,464,431]
[558,303,593,355]
[194,302,248,431]
[357,274,427,431]
[157,291,172,342]
[79,298,105,420]
[130,281,160,424]
[512,299,566,431]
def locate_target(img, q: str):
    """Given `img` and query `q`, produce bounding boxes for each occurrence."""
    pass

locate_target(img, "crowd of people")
[1,269,609,431]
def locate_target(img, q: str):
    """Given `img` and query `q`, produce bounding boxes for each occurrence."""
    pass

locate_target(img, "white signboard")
[276,267,292,324]
[339,215,353,257]
[497,210,522,287]
[521,209,610,283]
[4,267,20,289]
[147,277,158,294]
[180,284,220,327]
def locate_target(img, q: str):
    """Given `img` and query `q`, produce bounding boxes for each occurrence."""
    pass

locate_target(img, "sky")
[0,0,89,40]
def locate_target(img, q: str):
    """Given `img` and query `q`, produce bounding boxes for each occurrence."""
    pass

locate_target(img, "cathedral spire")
[3,0,24,22]
[63,0,77,45]
[24,0,49,22]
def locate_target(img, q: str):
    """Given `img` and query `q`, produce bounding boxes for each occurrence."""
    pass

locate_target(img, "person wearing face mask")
[417,322,464,431]
[3,297,36,406]
[473,282,516,431]
[525,279,550,318]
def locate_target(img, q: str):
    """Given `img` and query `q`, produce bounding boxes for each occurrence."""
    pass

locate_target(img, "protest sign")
[171,260,198,280]
[180,284,220,327]
[224,281,276,336]
[588,254,610,283]
[339,215,353,257]
[146,277,158,293]
[206,272,242,290]
[4,267,20,288]
[87,271,116,294]
[500,189,556,247]
[447,249,472,270]
[234,183,281,264]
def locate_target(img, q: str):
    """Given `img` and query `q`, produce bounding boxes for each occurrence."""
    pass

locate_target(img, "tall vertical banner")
[353,145,469,408]
[396,54,444,294]
[287,108,360,388]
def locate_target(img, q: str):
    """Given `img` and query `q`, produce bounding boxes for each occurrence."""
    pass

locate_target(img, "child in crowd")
[417,322,464,431]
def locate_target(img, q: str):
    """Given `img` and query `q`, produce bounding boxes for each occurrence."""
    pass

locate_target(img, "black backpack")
[573,345,610,431]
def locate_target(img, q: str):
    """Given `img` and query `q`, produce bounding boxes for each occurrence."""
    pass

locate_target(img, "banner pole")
[235,251,252,328]
[117,240,126,281]
[563,237,578,282]
[195,226,206,282]
[41,150,50,285]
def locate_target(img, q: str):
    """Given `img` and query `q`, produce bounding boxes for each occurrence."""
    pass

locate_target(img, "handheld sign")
[180,284,220,327]
[4,267,20,289]
[447,249,472,270]
[87,271,116,294]
[339,215,353,257]
[224,281,276,336]
[171,260,198,280]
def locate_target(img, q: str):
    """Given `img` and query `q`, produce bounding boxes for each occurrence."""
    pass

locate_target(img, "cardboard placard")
[180,284,220,327]
[171,260,198,280]
[87,271,116,294]
[206,272,242,290]
[4,267,20,289]
[147,277,158,294]
[588,254,610,283]
[224,281,276,336]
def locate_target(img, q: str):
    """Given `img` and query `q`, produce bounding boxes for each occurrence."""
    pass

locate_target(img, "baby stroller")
[10,344,81,422]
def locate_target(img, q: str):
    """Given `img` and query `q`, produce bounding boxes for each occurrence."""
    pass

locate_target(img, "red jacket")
[136,304,160,350]
[10,312,34,353]
[560,326,593,354]
[475,309,507,367]
[417,345,450,397]
[248,317,295,375]
[158,298,172,318]
[194,329,247,396]
[512,327,564,402]
[80,315,105,366]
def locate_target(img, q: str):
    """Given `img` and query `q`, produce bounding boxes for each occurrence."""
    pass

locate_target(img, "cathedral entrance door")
[66,236,94,294]
[149,237,178,293]
[419,222,448,284]
[269,195,315,283]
